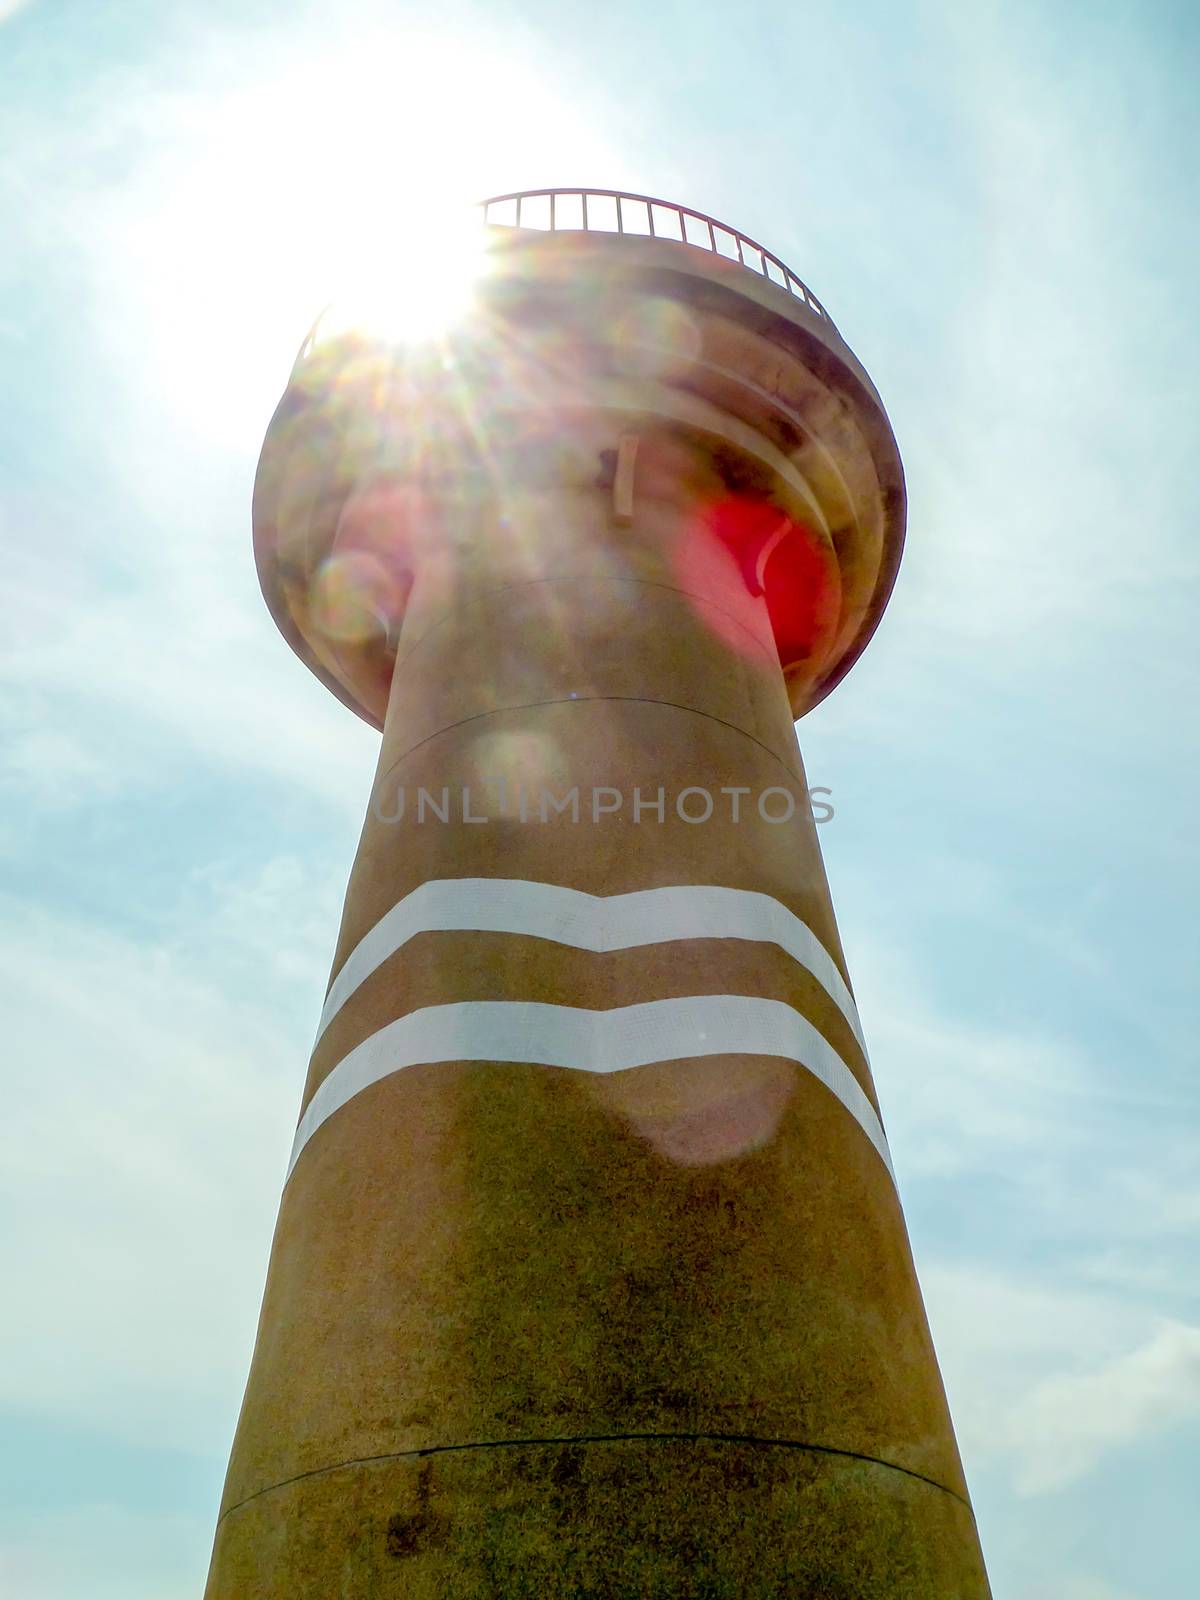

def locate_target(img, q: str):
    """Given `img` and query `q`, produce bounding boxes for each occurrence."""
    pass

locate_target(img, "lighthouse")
[205,189,990,1597]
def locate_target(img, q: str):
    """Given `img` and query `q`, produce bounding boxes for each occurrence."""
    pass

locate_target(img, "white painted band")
[316,879,867,1060]
[290,994,892,1186]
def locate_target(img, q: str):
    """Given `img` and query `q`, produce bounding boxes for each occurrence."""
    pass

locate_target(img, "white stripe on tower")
[290,994,892,1187]
[315,879,867,1058]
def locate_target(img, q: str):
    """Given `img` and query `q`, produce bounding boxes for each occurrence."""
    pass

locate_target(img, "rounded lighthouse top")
[255,189,905,727]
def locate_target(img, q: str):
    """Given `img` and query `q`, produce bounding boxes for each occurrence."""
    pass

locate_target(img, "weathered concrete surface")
[207,222,990,1595]
[210,1439,986,1599]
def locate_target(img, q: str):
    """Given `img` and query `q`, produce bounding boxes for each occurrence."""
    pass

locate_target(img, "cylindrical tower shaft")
[206,198,989,1597]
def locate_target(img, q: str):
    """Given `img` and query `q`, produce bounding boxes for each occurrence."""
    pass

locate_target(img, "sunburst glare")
[107,25,620,449]
[308,203,491,355]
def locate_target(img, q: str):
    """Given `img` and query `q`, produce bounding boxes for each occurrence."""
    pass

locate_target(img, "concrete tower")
[205,189,990,1597]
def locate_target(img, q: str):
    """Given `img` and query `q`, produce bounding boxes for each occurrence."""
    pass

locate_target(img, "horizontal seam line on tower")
[390,573,779,681]
[374,695,803,795]
[216,1429,973,1525]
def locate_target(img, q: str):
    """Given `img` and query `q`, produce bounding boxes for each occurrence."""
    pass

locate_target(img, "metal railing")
[480,188,835,328]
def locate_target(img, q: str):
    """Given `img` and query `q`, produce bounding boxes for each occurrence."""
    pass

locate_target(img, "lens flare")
[310,549,404,643]
[592,1056,795,1167]
[468,729,567,818]
[308,204,490,355]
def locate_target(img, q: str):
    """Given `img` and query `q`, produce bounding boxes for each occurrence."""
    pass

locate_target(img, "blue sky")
[1,0,1197,1594]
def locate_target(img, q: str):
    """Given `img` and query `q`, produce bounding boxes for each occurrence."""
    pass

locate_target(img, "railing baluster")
[468,191,838,336]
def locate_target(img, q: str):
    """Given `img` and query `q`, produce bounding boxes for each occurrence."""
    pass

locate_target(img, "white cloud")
[0,482,375,817]
[922,1263,1148,1459]
[848,925,1093,1180]
[899,5,1197,663]
[1009,1320,1200,1495]
[845,922,1200,1507]
[0,723,119,808]
[0,879,326,1455]
[920,1261,1200,1510]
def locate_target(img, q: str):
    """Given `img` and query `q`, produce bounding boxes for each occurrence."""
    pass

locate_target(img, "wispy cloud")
[0,872,329,1454]
[1009,1321,1200,1495]
[847,919,1200,1510]
[2,3,1197,1597]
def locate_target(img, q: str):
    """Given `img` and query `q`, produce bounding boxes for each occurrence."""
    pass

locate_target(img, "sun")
[305,202,492,358]
[108,22,621,448]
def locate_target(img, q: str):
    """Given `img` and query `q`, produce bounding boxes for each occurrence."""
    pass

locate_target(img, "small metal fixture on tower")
[205,189,991,1597]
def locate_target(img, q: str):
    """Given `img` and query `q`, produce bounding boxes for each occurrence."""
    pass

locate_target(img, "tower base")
[207,1434,989,1598]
